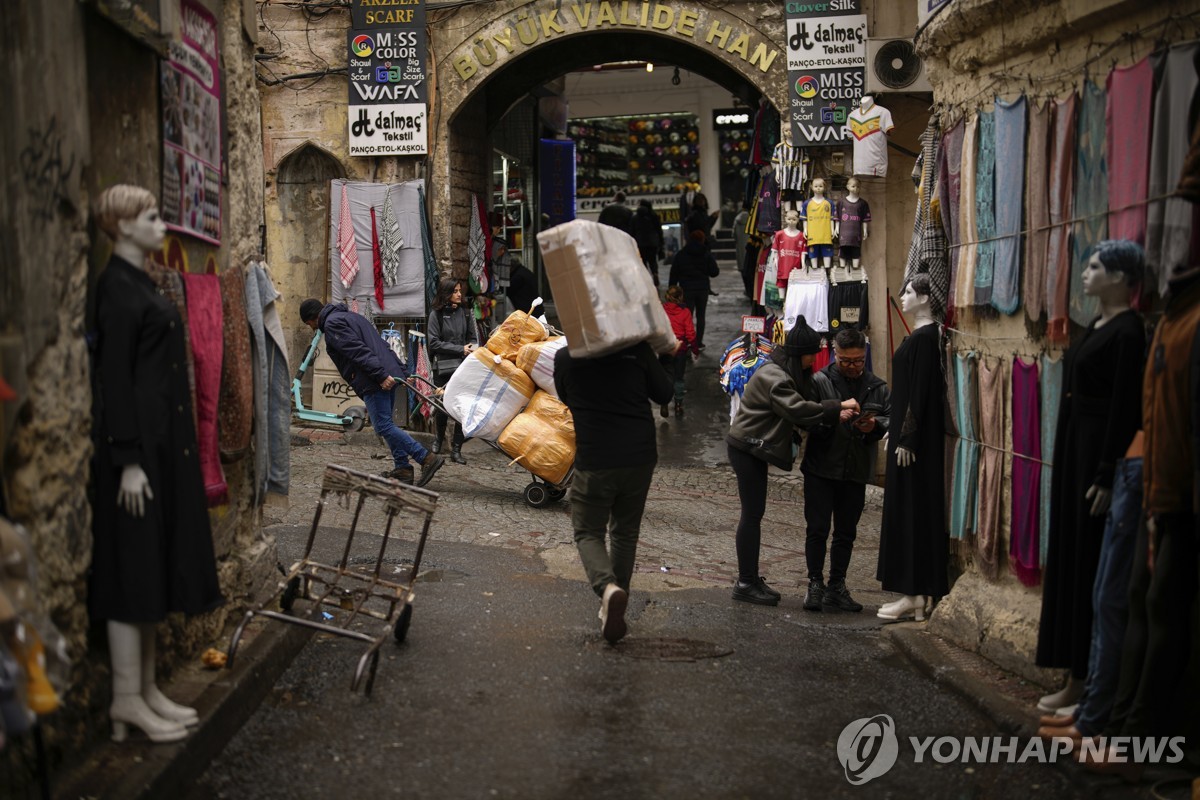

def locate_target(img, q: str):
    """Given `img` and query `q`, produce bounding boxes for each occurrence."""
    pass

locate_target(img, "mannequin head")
[847,177,860,196]
[96,185,165,255]
[811,178,826,197]
[900,273,933,316]
[860,95,874,111]
[783,209,800,230]
[434,277,465,311]
[1085,239,1145,294]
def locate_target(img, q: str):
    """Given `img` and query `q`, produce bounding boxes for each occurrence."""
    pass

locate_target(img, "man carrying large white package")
[554,342,674,644]
[538,219,680,644]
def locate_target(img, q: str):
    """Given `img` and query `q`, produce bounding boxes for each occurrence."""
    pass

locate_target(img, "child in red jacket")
[661,284,700,417]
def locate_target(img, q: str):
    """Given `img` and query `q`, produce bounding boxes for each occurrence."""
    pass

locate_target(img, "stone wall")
[0,0,273,763]
[915,0,1200,684]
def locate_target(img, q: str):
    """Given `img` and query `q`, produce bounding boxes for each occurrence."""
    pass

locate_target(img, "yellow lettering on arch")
[749,42,780,72]
[726,33,750,60]
[596,1,617,25]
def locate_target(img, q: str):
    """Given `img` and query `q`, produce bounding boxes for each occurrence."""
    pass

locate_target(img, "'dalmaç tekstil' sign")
[348,0,428,156]
[449,1,781,82]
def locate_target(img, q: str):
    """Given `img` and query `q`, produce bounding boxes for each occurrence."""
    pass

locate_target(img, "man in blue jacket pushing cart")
[300,299,444,487]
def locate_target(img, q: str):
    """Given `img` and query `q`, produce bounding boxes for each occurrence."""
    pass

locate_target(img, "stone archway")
[428,0,788,267]
[272,142,347,364]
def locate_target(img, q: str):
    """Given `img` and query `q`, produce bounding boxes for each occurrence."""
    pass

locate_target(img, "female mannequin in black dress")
[1035,240,1144,712]
[876,274,946,621]
[91,185,223,742]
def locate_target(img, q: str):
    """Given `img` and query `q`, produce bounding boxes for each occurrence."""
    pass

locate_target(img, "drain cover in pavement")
[617,637,733,662]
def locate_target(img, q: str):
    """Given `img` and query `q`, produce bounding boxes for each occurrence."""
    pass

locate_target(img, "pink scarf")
[183,273,228,506]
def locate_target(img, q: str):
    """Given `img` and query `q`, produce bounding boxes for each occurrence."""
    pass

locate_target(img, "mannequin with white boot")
[876,274,947,621]
[1035,241,1145,715]
[90,185,224,743]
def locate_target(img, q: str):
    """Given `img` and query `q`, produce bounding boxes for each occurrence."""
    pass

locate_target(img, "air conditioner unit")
[866,38,932,94]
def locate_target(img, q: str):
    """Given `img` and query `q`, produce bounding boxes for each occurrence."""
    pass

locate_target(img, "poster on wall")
[160,0,222,244]
[785,1,868,147]
[347,0,428,156]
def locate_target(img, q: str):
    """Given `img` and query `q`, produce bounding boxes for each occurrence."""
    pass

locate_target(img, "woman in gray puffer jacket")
[427,277,479,463]
[726,317,859,606]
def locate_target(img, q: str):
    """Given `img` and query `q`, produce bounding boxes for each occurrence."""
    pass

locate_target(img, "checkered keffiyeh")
[337,184,361,289]
[380,186,403,287]
[467,193,488,294]
[904,120,949,322]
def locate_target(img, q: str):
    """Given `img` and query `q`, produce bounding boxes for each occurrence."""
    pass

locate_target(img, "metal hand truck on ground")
[404,374,573,509]
[225,464,437,695]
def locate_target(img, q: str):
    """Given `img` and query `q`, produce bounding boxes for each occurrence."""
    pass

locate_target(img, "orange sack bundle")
[497,390,575,485]
[485,309,547,362]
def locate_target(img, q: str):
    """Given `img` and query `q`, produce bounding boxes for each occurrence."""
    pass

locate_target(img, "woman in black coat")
[427,277,479,463]
[668,229,720,349]
[91,184,222,744]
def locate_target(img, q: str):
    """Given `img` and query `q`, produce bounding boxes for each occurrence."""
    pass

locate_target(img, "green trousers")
[570,463,657,597]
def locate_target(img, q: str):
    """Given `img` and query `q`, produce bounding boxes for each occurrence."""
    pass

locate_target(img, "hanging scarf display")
[370,206,385,311]
[904,120,949,321]
[1023,99,1051,322]
[380,185,404,287]
[1011,357,1042,586]
[972,110,997,308]
[1069,81,1108,327]
[938,121,964,326]
[954,115,979,313]
[950,350,980,540]
[1046,93,1077,342]
[337,184,361,289]
[1039,353,1064,567]
[418,185,439,311]
[182,273,227,507]
[975,357,1005,577]
[468,193,488,295]
[218,263,253,461]
[992,96,1026,315]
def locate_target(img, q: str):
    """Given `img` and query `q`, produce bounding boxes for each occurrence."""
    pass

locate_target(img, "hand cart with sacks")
[404,372,574,509]
[224,464,436,695]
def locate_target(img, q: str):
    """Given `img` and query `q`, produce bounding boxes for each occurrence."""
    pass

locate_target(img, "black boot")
[822,580,863,613]
[451,445,466,465]
[732,579,780,606]
[431,440,443,455]
[803,578,825,612]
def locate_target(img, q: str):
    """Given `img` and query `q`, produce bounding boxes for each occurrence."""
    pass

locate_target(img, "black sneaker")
[756,577,781,599]
[416,452,446,488]
[803,579,825,612]
[822,582,863,613]
[732,580,780,606]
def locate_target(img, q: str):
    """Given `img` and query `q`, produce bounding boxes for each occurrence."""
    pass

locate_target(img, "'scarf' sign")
[348,0,428,156]
[786,0,867,147]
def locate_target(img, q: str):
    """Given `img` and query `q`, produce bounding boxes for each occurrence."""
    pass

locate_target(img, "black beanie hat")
[783,316,822,356]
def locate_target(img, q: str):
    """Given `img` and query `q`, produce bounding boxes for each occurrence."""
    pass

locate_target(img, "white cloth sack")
[442,348,535,442]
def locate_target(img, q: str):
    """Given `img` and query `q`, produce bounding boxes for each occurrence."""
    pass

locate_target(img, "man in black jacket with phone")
[800,328,891,613]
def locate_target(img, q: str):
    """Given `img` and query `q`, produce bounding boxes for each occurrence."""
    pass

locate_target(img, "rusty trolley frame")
[225,464,437,695]
[405,374,572,509]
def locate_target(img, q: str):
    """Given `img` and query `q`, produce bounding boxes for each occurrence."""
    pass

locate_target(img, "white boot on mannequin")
[877,595,927,621]
[1037,674,1084,712]
[108,621,187,743]
[140,624,199,726]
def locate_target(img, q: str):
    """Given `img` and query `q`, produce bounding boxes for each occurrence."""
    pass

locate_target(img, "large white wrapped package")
[442,347,535,442]
[537,219,678,358]
[514,337,568,398]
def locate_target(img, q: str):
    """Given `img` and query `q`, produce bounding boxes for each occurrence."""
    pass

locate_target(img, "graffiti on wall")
[19,116,76,227]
